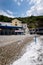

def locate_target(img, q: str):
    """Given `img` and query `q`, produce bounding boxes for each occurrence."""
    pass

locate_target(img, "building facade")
[11,19,22,27]
[22,24,29,34]
[0,19,24,35]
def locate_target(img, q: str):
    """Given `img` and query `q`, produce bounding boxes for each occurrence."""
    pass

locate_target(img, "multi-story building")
[0,19,24,35]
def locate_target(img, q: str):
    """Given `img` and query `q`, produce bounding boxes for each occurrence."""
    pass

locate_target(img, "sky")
[0,0,43,18]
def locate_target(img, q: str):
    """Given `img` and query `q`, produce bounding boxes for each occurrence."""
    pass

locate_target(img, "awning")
[0,25,23,29]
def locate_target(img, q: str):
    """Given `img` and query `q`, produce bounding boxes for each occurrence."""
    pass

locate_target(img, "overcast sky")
[0,0,43,18]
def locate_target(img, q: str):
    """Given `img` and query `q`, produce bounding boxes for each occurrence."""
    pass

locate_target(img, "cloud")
[14,0,17,2]
[21,0,23,2]
[17,1,21,6]
[7,10,13,15]
[13,0,43,17]
[26,0,43,16]
[0,10,14,18]
[26,6,38,16]
[13,0,24,6]
[29,0,41,5]
[21,13,26,17]
[14,0,24,2]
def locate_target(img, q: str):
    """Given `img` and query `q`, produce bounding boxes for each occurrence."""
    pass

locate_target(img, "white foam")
[11,37,41,65]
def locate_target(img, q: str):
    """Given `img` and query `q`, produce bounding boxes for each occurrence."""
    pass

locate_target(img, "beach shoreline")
[0,34,34,65]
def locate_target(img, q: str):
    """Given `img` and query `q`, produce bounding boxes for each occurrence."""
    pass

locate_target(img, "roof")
[12,19,21,22]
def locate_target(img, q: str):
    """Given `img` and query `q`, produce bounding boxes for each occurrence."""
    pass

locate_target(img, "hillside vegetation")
[0,15,43,28]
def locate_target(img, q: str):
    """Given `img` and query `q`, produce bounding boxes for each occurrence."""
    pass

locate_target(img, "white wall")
[0,22,11,26]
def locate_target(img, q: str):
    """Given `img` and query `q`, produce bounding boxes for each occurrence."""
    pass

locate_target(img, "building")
[36,27,43,35]
[0,19,24,35]
[0,22,11,26]
[11,19,22,27]
[22,24,29,34]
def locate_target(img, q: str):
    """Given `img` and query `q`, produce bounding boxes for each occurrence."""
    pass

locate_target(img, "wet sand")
[0,34,34,65]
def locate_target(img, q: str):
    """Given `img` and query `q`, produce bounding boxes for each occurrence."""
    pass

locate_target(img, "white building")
[22,24,29,34]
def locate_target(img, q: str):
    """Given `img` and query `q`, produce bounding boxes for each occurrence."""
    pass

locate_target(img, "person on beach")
[35,35,37,44]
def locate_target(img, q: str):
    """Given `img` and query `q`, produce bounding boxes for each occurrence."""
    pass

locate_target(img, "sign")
[15,30,24,32]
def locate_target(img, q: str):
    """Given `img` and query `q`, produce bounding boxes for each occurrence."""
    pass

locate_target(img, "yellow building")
[11,19,22,27]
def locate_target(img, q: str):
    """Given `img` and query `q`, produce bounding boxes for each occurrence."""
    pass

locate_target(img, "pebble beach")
[0,34,34,65]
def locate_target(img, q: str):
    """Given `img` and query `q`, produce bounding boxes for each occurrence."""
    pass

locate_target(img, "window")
[15,22,17,26]
[0,23,1,26]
